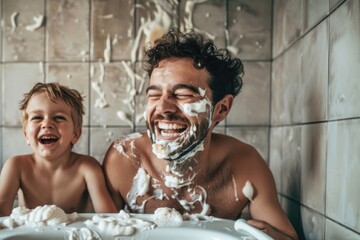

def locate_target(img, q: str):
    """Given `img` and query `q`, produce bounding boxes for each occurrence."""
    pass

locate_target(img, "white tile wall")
[301,207,325,240]
[2,63,44,126]
[89,127,132,164]
[327,119,360,232]
[46,0,89,61]
[227,61,270,125]
[226,126,269,162]
[329,0,360,120]
[300,123,326,214]
[91,0,133,61]
[2,0,45,62]
[326,219,360,239]
[228,0,272,60]
[273,0,303,57]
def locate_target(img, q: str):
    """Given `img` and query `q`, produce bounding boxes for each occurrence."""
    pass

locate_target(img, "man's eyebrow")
[145,85,161,94]
[173,84,200,94]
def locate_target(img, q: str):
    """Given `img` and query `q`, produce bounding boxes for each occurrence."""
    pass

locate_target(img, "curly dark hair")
[143,28,244,104]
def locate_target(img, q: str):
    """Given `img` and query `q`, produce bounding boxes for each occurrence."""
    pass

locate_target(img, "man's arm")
[0,157,21,216]
[102,142,129,211]
[239,147,298,240]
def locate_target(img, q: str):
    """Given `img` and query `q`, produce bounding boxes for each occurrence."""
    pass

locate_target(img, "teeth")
[41,136,57,140]
[158,122,186,130]
[160,131,181,137]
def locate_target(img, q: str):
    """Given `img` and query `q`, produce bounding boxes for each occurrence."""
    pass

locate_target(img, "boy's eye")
[30,116,42,121]
[54,116,66,121]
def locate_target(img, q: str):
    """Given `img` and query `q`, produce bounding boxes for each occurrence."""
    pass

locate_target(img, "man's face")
[145,58,213,161]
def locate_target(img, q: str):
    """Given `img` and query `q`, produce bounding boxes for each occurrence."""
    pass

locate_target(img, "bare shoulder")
[212,133,264,164]
[2,154,34,172]
[211,133,270,181]
[102,132,147,198]
[74,153,101,168]
[104,132,147,168]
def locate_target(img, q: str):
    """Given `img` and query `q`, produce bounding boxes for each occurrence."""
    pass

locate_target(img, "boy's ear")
[24,131,30,145]
[212,94,233,124]
[71,128,82,145]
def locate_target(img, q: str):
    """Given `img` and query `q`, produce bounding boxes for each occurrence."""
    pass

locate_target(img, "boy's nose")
[42,118,54,128]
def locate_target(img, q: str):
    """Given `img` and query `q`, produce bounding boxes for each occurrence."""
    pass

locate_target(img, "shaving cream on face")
[150,94,213,161]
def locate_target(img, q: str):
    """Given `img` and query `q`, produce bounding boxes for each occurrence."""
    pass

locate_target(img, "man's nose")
[156,95,178,114]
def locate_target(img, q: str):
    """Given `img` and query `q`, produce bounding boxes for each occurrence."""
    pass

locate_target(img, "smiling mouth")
[157,122,188,138]
[38,135,59,145]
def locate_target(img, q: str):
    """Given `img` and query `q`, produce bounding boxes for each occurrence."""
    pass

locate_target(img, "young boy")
[0,82,116,216]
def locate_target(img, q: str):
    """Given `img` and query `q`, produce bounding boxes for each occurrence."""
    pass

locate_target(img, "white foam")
[153,207,183,227]
[242,180,254,203]
[2,205,78,228]
[85,210,155,236]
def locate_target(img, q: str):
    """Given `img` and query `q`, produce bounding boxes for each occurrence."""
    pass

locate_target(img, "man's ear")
[212,94,234,124]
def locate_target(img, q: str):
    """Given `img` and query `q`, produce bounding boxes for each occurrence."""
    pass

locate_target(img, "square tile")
[300,123,326,213]
[72,127,89,156]
[46,0,89,61]
[281,126,301,201]
[179,0,225,48]
[326,219,360,239]
[226,126,269,162]
[329,0,360,120]
[47,63,90,125]
[280,197,304,239]
[303,0,328,32]
[271,41,302,125]
[134,62,148,127]
[226,61,270,125]
[273,0,304,57]
[2,127,31,165]
[2,63,44,126]
[329,0,346,11]
[301,206,325,240]
[89,126,133,164]
[0,64,2,126]
[228,0,271,60]
[269,127,283,192]
[327,119,360,232]
[91,0,133,62]
[90,61,135,127]
[2,0,45,61]
[134,0,178,62]
[301,19,328,122]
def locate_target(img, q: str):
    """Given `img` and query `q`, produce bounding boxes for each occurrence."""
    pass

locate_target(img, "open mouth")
[157,122,188,138]
[38,135,59,145]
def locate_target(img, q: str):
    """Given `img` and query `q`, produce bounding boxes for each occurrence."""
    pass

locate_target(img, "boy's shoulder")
[71,152,100,166]
[5,154,34,165]
[1,154,34,174]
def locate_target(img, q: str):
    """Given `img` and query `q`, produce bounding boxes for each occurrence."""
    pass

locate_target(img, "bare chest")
[124,174,247,219]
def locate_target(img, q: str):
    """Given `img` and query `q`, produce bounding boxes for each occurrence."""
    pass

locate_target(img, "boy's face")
[145,57,214,161]
[24,92,80,160]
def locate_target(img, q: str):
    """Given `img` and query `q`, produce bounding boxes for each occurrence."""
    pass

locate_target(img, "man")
[103,28,298,240]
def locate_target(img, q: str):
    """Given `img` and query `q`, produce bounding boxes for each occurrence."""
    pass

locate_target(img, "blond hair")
[19,82,85,132]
